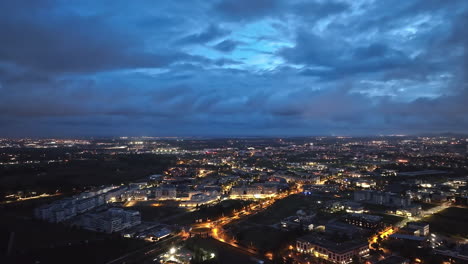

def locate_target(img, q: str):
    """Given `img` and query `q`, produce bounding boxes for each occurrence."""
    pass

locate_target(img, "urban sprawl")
[1,136,468,264]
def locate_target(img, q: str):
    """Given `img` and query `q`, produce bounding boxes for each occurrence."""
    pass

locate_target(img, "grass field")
[423,207,468,238]
[185,237,263,264]
[236,226,297,253]
[376,213,404,225]
[0,214,148,263]
[124,201,187,221]
[247,194,326,225]
[0,154,176,195]
[0,194,65,217]
[363,203,392,213]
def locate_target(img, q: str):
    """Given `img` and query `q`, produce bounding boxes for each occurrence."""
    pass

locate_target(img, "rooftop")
[297,234,368,254]
[375,255,409,264]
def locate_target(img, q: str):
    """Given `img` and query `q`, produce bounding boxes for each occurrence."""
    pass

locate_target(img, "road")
[396,202,451,228]
[372,202,452,253]
[195,189,300,260]
[0,193,61,204]
[104,191,291,264]
[107,188,299,263]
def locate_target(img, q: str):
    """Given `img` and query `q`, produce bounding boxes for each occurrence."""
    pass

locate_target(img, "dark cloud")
[214,0,349,22]
[292,1,349,20]
[214,0,279,21]
[214,58,243,66]
[281,33,411,81]
[0,0,467,137]
[350,0,467,34]
[213,39,241,52]
[0,6,195,74]
[280,32,343,67]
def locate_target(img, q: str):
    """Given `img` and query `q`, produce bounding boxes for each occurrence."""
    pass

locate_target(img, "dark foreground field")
[423,206,468,238]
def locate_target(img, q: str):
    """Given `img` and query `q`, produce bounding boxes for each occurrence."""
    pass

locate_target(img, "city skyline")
[1,136,467,263]
[1,0,467,137]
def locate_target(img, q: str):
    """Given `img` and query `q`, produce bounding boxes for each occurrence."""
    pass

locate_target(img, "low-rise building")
[229,183,278,199]
[296,234,369,264]
[406,222,429,236]
[343,214,383,229]
[343,202,365,214]
[35,186,121,223]
[179,192,219,207]
[375,255,409,264]
[280,210,316,231]
[78,208,141,233]
[325,222,365,239]
[354,191,411,207]
[154,185,177,200]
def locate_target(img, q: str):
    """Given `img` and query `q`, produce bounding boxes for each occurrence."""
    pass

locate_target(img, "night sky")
[1,0,467,137]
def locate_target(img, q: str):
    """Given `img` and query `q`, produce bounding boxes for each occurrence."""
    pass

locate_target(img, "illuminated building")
[229,183,278,199]
[353,190,411,207]
[154,185,177,200]
[296,234,369,264]
[78,208,141,233]
[343,214,383,229]
[406,222,430,236]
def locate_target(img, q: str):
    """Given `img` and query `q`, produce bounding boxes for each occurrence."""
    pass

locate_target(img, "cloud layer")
[0,0,467,137]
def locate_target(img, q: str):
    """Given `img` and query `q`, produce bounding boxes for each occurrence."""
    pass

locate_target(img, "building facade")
[296,235,369,264]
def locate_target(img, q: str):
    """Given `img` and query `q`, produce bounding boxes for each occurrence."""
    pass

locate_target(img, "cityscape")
[1,0,468,264]
[1,136,467,263]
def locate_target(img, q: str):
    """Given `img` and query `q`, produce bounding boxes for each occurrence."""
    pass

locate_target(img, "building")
[145,228,172,242]
[395,204,422,217]
[343,214,383,229]
[343,202,365,214]
[388,233,426,243]
[325,222,364,238]
[34,198,77,223]
[406,222,429,236]
[303,184,340,194]
[122,188,149,201]
[375,255,409,264]
[398,227,421,236]
[380,170,397,177]
[354,191,411,207]
[229,183,278,199]
[154,185,177,200]
[354,179,376,189]
[34,186,120,223]
[179,192,220,207]
[296,234,369,264]
[275,173,321,184]
[78,208,141,233]
[280,210,316,231]
[391,220,429,241]
[104,186,129,202]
